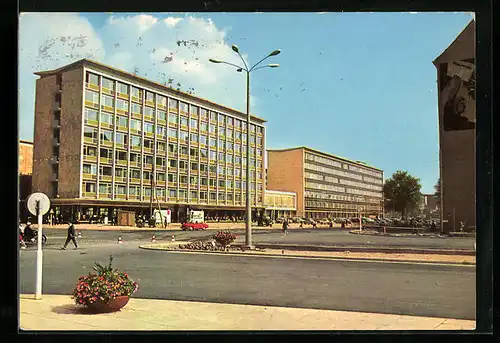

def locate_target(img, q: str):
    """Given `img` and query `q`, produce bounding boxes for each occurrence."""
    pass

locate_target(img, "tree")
[434,178,441,204]
[383,171,422,219]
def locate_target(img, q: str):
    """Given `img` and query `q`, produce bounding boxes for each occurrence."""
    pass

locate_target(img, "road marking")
[150,249,475,267]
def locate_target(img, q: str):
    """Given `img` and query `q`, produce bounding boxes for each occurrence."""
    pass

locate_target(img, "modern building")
[266,147,384,219]
[263,189,297,220]
[19,140,33,222]
[433,20,475,232]
[32,59,266,223]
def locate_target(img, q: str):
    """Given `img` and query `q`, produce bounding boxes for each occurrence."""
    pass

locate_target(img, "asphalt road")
[19,243,476,320]
[38,228,475,250]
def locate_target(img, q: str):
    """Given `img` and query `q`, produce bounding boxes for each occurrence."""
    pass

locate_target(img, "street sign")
[27,193,51,216]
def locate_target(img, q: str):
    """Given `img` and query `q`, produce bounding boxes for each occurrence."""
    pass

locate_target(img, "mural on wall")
[439,59,475,131]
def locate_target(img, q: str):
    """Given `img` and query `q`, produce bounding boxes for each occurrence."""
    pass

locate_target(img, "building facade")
[19,140,33,222]
[266,147,384,219]
[263,189,297,220]
[32,59,266,223]
[433,20,475,232]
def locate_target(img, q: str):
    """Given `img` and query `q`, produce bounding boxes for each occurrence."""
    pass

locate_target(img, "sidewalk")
[139,242,476,265]
[19,294,475,331]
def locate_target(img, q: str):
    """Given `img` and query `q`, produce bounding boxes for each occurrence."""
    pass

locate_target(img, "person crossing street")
[61,221,78,250]
[282,218,289,235]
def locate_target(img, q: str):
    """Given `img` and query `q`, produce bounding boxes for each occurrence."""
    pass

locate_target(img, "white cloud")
[164,17,182,27]
[18,13,104,141]
[19,13,260,141]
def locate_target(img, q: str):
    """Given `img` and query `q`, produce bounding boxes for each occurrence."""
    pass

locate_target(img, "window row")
[82,182,262,200]
[305,153,343,169]
[86,72,264,134]
[84,124,263,152]
[305,190,367,203]
[338,178,382,192]
[305,181,346,193]
[304,162,364,181]
[305,200,381,211]
[348,164,383,179]
[83,144,263,168]
[346,188,383,198]
[82,182,262,198]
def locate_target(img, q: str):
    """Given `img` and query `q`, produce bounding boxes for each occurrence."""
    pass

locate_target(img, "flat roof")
[267,146,383,172]
[265,189,297,196]
[19,140,33,146]
[34,58,266,124]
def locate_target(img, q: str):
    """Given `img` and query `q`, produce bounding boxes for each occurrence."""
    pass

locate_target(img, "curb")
[230,244,476,256]
[138,244,475,266]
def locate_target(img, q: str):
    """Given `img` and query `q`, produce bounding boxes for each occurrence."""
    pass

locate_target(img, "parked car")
[258,215,273,227]
[181,222,208,231]
[318,218,330,225]
[292,217,305,223]
[304,218,317,225]
[334,218,344,224]
[275,217,285,223]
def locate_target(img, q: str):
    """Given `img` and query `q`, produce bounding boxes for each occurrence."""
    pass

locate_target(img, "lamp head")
[232,45,240,53]
[269,49,281,56]
[209,58,223,63]
[268,64,280,68]
[237,68,243,72]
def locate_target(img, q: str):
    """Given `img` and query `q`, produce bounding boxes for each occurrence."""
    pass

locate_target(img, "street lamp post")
[210,45,280,249]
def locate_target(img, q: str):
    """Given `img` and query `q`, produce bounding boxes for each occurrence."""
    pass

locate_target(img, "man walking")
[61,221,78,250]
[282,218,289,235]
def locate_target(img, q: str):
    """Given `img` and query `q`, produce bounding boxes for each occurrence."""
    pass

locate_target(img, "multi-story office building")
[433,20,475,232]
[267,147,384,219]
[32,59,266,223]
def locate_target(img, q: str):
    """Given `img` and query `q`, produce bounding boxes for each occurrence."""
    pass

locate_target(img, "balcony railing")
[115,159,127,166]
[83,155,97,162]
[131,112,142,120]
[99,175,113,182]
[101,87,114,96]
[100,140,113,147]
[86,82,99,91]
[82,173,96,180]
[117,92,129,100]
[85,100,99,109]
[82,192,96,198]
[98,193,112,199]
[99,157,112,165]
[101,105,115,113]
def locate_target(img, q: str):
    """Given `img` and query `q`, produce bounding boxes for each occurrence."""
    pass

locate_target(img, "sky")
[18,12,474,193]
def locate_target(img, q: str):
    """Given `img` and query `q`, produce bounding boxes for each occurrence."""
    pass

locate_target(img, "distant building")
[433,20,475,232]
[266,146,384,219]
[420,193,440,219]
[263,189,297,220]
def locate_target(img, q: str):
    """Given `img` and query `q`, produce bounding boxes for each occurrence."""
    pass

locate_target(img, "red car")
[181,222,209,231]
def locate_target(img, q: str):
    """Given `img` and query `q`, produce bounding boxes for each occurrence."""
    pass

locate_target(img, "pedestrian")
[282,218,289,235]
[61,221,78,250]
[431,220,437,232]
